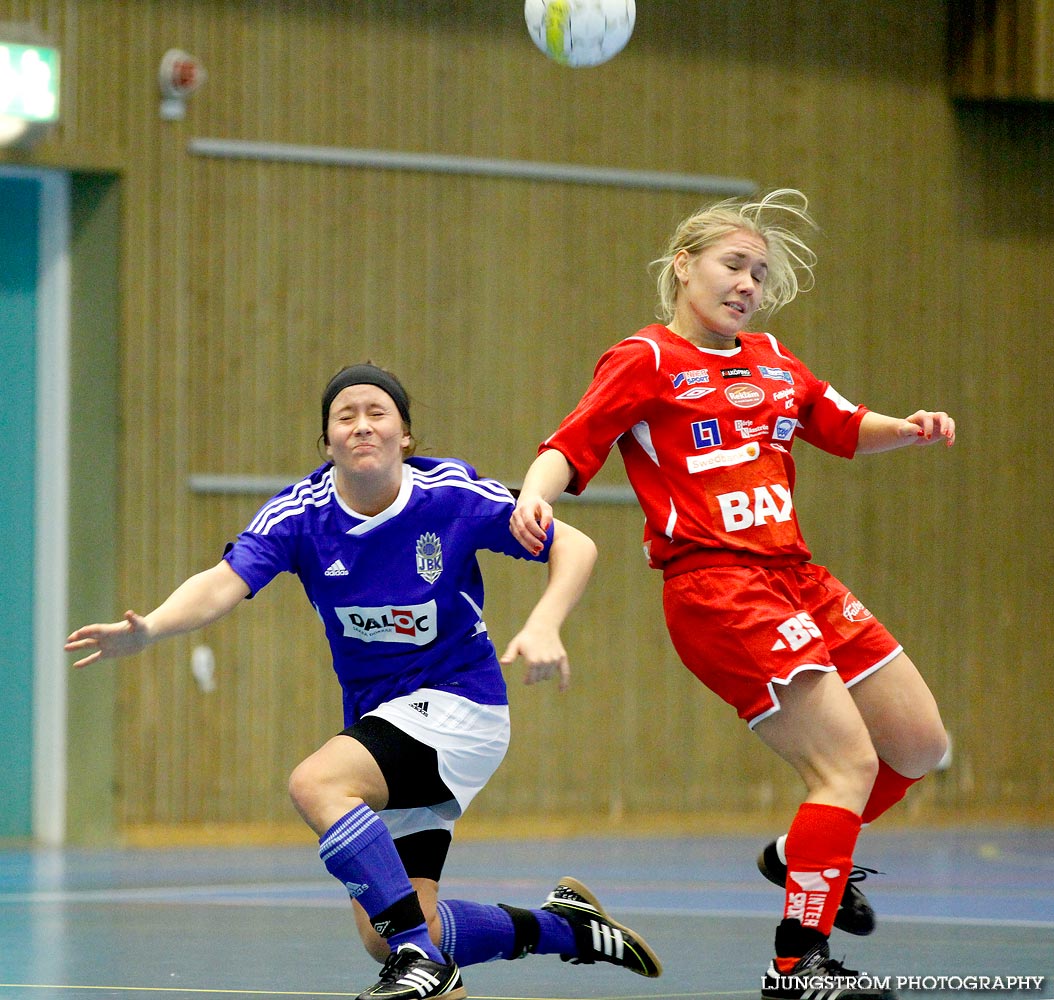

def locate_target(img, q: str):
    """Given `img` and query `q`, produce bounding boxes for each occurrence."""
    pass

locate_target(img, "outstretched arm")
[64,560,251,669]
[509,449,576,554]
[856,409,956,455]
[500,518,597,692]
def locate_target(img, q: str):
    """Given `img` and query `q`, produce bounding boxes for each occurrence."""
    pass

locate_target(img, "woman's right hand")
[65,610,152,669]
[510,450,574,554]
[510,493,553,555]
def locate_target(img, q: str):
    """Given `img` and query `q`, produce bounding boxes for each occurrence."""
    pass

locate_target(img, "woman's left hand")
[904,409,956,447]
[500,627,571,692]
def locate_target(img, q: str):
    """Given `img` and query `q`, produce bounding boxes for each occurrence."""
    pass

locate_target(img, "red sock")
[775,802,861,969]
[861,759,921,823]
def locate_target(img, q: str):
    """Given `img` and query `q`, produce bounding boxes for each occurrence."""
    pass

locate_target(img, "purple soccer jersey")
[224,456,553,724]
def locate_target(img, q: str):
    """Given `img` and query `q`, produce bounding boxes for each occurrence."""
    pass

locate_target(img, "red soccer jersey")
[542,324,868,571]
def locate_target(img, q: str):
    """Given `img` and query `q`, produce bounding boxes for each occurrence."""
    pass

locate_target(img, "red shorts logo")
[843,592,873,622]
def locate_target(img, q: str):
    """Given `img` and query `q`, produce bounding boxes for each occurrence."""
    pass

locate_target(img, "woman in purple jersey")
[510,191,956,1000]
[66,363,661,1000]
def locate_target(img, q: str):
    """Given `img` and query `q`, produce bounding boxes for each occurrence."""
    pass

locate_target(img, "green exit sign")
[0,42,60,121]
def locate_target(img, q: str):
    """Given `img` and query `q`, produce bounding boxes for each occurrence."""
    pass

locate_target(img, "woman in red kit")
[510,189,955,999]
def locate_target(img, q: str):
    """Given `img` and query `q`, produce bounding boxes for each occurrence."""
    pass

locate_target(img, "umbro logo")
[410,701,429,716]
[325,559,349,577]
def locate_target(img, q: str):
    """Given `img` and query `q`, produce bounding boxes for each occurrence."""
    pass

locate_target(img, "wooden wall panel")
[950,0,1054,100]
[3,0,1052,839]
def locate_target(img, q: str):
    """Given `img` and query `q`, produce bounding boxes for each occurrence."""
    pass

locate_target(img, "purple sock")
[319,805,440,961]
[437,899,575,967]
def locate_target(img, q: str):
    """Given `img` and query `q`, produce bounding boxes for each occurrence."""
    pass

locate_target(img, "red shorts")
[662,562,901,728]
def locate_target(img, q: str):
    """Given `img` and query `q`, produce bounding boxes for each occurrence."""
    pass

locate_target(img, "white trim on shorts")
[746,644,904,730]
[363,688,511,841]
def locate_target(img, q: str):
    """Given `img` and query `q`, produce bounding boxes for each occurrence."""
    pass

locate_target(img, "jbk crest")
[415,532,443,583]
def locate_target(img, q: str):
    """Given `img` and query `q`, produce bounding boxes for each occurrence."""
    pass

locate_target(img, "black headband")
[321,364,412,438]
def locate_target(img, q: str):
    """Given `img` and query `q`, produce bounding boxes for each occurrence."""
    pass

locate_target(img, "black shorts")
[340,715,454,880]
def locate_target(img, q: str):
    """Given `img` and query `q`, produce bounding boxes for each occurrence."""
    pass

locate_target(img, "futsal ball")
[524,0,636,68]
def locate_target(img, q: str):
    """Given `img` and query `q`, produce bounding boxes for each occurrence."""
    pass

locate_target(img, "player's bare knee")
[287,758,323,816]
[892,716,949,778]
[917,724,949,775]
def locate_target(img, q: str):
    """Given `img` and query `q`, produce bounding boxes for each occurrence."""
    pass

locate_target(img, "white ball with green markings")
[524,0,635,68]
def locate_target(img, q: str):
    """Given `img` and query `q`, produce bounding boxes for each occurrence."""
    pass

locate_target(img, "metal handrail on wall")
[186,139,747,505]
[187,474,635,504]
[188,137,756,196]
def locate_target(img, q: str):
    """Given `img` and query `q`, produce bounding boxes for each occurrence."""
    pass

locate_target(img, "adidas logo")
[395,968,441,996]
[409,701,429,716]
[588,918,625,960]
[325,559,349,577]
[344,880,369,899]
[398,969,440,990]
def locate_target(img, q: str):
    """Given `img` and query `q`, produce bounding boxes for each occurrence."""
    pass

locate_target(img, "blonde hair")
[651,188,818,323]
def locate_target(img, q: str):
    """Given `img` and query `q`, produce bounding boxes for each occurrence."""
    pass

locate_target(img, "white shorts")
[364,688,511,840]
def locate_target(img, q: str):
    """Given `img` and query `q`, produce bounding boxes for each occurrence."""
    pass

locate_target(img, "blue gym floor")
[1,827,1051,999]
